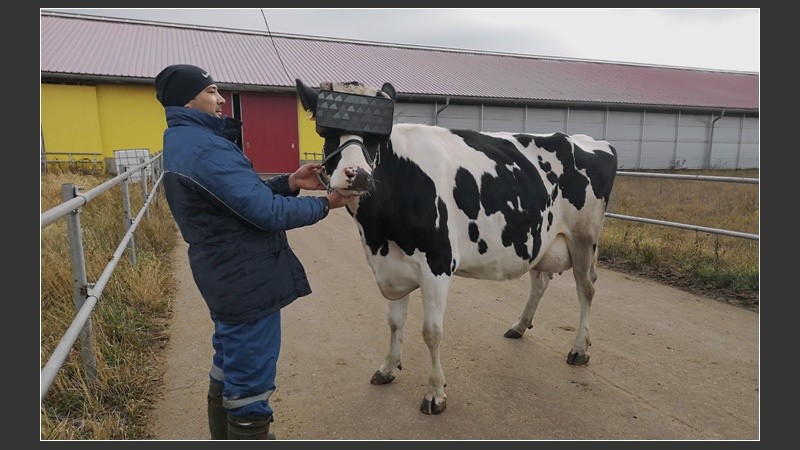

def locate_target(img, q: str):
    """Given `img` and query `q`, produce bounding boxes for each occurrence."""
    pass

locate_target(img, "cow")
[296,79,618,415]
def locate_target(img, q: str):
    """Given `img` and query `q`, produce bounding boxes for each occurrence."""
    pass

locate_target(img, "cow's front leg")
[371,295,409,385]
[419,277,450,415]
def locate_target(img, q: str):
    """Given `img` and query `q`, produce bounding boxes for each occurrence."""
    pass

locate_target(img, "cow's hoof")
[567,351,590,365]
[370,370,395,385]
[420,397,446,415]
[503,329,523,339]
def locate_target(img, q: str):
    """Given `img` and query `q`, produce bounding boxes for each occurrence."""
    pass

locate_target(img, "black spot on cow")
[454,168,480,220]
[356,143,453,276]
[452,129,550,262]
[468,221,488,254]
[537,159,558,187]
[574,142,618,206]
[468,222,479,242]
[515,134,534,147]
[456,168,488,254]
[532,133,590,210]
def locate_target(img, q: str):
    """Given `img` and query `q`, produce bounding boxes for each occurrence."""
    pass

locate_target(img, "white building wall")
[394,101,758,169]
[565,109,606,138]
[482,105,525,133]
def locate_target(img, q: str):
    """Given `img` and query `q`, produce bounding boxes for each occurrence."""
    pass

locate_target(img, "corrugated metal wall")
[395,101,759,170]
[42,83,758,172]
[41,84,104,155]
[96,84,165,158]
[41,83,166,166]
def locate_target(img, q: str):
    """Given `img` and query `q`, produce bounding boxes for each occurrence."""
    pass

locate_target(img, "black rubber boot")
[227,414,276,440]
[207,381,228,440]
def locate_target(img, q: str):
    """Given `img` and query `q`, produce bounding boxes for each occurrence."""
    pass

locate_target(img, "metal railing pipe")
[604,212,759,241]
[616,171,758,184]
[41,156,159,228]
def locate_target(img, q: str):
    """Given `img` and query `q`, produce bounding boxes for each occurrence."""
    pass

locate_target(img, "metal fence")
[43,152,105,174]
[40,152,164,402]
[607,171,759,241]
[301,151,323,164]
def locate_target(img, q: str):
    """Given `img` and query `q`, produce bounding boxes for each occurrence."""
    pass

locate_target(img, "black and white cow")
[297,79,618,415]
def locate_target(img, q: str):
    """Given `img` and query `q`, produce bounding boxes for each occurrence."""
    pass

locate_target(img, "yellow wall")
[97,84,166,157]
[41,84,103,155]
[296,98,324,161]
[41,83,166,161]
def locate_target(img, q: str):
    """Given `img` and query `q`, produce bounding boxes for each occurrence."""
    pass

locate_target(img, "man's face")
[186,84,225,118]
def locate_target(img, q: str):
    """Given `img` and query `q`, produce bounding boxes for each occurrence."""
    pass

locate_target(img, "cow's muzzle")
[346,167,373,191]
[318,138,378,194]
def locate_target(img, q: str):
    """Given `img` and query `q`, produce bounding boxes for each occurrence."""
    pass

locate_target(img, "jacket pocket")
[241,239,296,301]
[286,247,312,296]
[187,240,287,318]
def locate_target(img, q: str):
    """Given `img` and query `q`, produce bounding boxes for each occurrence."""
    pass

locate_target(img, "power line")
[260,9,293,84]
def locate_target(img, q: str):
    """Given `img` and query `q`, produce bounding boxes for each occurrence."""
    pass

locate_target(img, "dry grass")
[601,168,759,310]
[40,168,178,440]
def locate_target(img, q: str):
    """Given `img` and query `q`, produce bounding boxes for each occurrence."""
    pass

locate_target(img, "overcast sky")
[43,8,759,73]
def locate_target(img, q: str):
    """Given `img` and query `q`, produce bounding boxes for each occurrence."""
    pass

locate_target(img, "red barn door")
[240,93,299,174]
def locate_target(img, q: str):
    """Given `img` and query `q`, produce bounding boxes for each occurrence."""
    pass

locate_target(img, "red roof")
[41,12,758,112]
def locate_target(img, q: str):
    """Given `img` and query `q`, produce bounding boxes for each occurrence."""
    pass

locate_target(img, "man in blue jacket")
[155,64,353,440]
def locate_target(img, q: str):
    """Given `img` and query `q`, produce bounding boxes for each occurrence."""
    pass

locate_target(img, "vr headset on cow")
[314,90,395,142]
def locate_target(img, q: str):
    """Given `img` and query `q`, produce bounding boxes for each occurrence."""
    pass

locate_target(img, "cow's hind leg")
[419,277,450,415]
[504,270,551,339]
[566,239,597,366]
[371,295,410,385]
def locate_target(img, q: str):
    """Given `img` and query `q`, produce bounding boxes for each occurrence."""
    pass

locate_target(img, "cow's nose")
[346,167,373,190]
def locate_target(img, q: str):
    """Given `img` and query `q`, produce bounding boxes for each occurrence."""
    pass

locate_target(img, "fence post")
[120,167,137,264]
[139,158,151,220]
[61,183,98,383]
[151,154,161,206]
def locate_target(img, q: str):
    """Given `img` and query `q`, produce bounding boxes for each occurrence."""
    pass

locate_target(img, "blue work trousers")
[208,310,281,418]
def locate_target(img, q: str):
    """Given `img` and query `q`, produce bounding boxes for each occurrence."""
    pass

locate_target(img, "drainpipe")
[435,97,450,126]
[706,109,726,169]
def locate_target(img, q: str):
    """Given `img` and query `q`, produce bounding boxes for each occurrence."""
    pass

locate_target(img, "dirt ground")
[148,195,760,441]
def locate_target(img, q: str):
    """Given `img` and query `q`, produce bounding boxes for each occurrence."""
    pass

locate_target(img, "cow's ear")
[296,79,318,116]
[381,83,397,102]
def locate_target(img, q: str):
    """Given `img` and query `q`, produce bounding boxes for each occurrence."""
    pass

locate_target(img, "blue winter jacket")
[161,107,328,323]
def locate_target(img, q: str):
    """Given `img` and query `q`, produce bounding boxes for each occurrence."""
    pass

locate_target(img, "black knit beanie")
[154,64,215,107]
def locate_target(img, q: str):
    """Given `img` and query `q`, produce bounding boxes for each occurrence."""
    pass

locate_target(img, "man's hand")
[288,163,327,191]
[326,190,356,209]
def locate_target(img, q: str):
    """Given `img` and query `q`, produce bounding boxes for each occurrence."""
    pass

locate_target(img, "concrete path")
[149,201,759,441]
